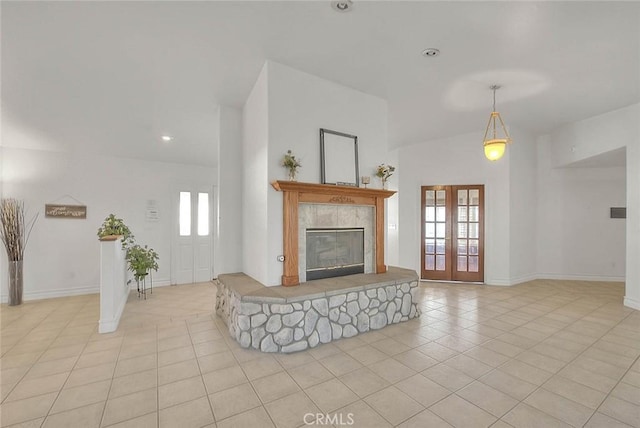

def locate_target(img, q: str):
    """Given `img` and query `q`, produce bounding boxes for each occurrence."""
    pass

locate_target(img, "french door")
[421,185,484,282]
[174,189,213,284]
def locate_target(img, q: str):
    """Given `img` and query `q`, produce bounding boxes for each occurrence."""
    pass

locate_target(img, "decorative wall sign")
[146,200,159,222]
[45,204,87,219]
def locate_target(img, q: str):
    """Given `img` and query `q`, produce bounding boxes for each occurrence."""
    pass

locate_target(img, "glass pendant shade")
[484,138,507,161]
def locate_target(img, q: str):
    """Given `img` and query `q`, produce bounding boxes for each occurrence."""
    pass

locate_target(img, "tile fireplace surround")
[271,181,396,286]
[216,267,420,353]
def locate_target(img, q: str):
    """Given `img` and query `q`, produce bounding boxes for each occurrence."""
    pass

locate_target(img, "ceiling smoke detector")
[331,1,353,12]
[422,48,440,57]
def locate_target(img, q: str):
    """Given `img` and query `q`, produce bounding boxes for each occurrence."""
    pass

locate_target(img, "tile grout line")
[97,320,141,428]
[185,315,219,426]
[4,297,100,426]
[155,323,160,428]
[226,333,282,427]
[415,282,635,427]
[581,351,640,427]
[0,300,80,407]
[487,301,637,427]
[1,280,635,428]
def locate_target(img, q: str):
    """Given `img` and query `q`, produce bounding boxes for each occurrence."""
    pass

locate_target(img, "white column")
[216,106,244,276]
[99,238,129,333]
[625,138,640,310]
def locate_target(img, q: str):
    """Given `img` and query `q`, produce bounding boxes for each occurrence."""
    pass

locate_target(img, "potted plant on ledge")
[97,214,133,248]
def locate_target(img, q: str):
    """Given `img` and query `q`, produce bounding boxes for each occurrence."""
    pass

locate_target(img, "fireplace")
[271,181,396,286]
[306,228,365,280]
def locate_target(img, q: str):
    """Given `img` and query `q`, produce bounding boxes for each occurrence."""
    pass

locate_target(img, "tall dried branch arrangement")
[0,199,38,261]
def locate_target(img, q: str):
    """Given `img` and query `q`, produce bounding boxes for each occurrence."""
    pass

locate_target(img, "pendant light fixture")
[482,85,512,161]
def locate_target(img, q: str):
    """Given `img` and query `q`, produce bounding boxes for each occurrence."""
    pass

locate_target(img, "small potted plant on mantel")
[375,163,395,189]
[282,149,302,181]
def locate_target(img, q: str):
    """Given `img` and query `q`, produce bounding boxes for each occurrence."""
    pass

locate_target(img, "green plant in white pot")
[0,199,38,306]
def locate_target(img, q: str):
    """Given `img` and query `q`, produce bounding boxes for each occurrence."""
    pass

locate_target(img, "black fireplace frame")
[306,227,365,281]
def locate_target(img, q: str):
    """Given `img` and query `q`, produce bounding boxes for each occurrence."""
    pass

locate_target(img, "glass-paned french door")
[174,189,213,285]
[421,185,484,282]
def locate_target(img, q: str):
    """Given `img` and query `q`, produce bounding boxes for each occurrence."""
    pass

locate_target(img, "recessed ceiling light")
[161,135,173,142]
[422,48,440,57]
[331,1,353,12]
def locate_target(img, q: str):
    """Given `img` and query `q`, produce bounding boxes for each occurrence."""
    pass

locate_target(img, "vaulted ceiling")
[2,1,639,166]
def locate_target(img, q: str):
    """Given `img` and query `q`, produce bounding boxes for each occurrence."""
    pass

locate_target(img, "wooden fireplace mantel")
[271,181,396,286]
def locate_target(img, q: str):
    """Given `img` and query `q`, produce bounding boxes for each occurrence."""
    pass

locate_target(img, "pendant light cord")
[490,84,500,112]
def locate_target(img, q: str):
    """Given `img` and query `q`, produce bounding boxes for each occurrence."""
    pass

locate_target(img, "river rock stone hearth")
[216,267,420,353]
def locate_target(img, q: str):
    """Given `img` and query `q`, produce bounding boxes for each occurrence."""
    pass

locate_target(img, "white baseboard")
[1,285,100,304]
[507,274,539,285]
[428,273,623,288]
[484,279,512,286]
[536,273,625,282]
[99,290,128,333]
[1,278,174,304]
[624,296,640,311]
[128,278,171,290]
[486,274,538,286]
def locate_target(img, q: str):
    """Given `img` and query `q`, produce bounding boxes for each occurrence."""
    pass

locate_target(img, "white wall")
[242,63,270,284]
[241,61,389,286]
[545,103,639,308]
[397,131,512,285]
[537,139,626,280]
[550,104,638,167]
[217,106,243,276]
[626,138,640,309]
[386,149,400,267]
[396,103,637,298]
[509,130,538,282]
[0,147,216,301]
[264,62,389,286]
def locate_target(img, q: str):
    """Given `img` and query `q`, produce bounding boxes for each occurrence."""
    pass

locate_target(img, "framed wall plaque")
[45,204,87,219]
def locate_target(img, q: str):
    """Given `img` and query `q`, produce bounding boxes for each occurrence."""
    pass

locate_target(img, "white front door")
[174,189,213,284]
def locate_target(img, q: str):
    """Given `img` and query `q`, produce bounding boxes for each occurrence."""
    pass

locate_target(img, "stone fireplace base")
[216,267,420,353]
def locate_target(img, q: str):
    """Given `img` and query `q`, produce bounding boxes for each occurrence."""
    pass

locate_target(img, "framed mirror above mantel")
[320,129,359,187]
[271,181,396,286]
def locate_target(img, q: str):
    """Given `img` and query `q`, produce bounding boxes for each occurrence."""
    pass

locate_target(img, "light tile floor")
[1,279,639,428]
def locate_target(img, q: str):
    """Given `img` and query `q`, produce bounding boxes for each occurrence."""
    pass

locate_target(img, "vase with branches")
[0,199,38,305]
